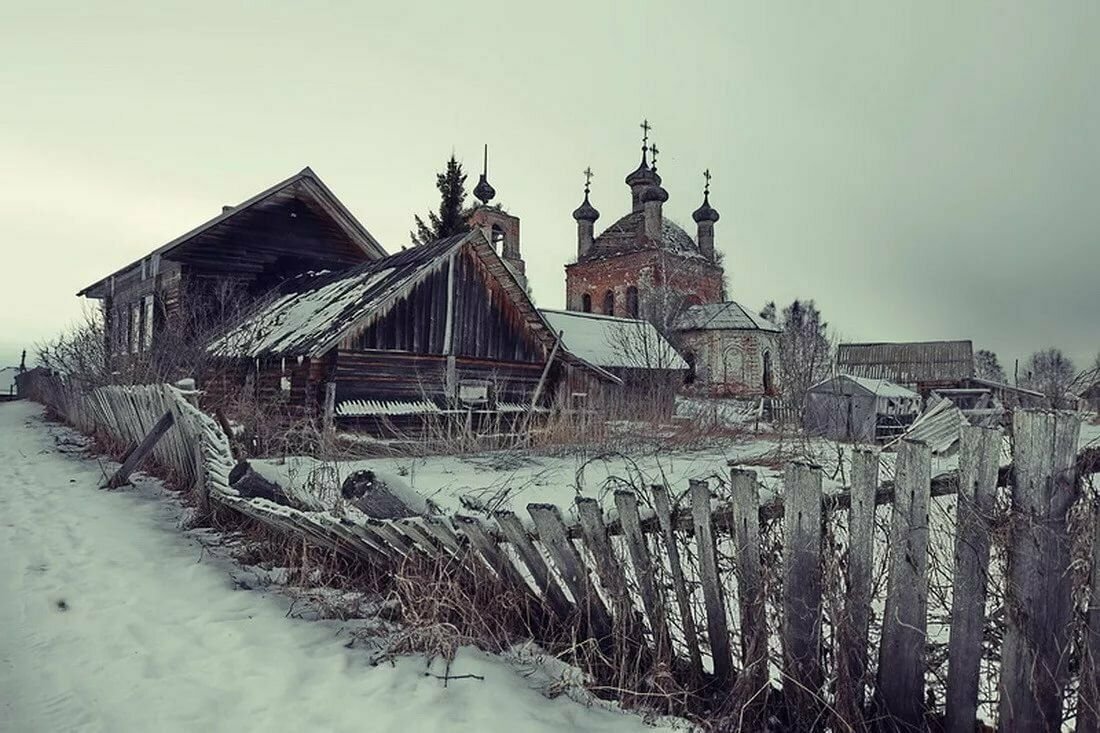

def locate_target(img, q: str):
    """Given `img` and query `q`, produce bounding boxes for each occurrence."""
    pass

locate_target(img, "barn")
[207,230,617,440]
[836,340,974,396]
[804,374,922,443]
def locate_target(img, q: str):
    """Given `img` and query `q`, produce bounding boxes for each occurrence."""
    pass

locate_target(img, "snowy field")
[0,401,680,733]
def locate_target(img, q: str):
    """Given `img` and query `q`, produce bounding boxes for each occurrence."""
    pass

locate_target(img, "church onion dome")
[572,193,600,222]
[625,160,659,188]
[473,174,496,205]
[640,184,669,203]
[692,193,720,223]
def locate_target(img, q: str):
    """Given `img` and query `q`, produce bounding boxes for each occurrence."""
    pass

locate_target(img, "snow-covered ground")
[0,401,679,733]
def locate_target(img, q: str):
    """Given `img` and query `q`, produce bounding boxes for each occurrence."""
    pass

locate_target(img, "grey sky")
[1,1,1097,372]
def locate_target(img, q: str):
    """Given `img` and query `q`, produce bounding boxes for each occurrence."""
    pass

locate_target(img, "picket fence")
[19,373,1100,732]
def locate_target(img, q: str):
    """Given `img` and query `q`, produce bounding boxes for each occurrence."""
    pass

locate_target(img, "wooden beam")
[104,410,175,489]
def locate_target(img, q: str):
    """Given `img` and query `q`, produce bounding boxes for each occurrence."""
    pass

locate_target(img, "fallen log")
[342,469,431,519]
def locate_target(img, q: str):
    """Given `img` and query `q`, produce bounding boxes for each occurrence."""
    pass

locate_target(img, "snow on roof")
[811,374,922,400]
[210,234,469,358]
[539,309,687,370]
[0,367,18,395]
[673,301,782,332]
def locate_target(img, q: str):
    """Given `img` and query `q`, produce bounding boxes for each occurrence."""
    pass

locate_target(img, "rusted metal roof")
[837,340,974,384]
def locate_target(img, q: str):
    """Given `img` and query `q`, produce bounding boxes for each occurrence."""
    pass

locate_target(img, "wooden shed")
[836,340,974,396]
[804,374,922,443]
[206,230,617,439]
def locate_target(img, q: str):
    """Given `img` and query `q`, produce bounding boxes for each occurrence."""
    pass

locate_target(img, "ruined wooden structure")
[30,373,1098,731]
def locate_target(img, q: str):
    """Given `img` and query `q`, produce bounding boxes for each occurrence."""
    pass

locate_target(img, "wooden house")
[206,230,618,438]
[77,168,385,369]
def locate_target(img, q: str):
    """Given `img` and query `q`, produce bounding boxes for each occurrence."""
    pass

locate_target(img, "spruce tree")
[410,155,471,246]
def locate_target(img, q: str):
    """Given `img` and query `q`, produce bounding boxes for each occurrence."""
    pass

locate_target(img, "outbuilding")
[804,374,922,443]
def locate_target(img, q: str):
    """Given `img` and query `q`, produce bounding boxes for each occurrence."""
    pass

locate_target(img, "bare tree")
[974,349,1006,383]
[1021,347,1076,408]
[761,299,833,416]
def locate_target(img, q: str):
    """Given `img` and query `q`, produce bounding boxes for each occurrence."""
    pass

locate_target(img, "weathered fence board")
[690,478,733,685]
[944,425,1002,733]
[837,447,878,724]
[495,510,573,620]
[614,490,671,661]
[876,439,933,729]
[729,467,768,717]
[652,483,704,681]
[782,461,824,725]
[999,410,1082,732]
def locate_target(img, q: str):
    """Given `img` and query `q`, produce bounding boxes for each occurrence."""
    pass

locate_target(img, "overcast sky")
[1,1,1096,373]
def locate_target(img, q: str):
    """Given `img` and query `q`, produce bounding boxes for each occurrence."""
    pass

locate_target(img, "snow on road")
[0,401,675,733]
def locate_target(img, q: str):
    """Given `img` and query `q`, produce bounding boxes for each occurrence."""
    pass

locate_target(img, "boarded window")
[602,290,614,316]
[581,293,592,312]
[142,295,155,351]
[626,286,639,318]
[130,303,141,354]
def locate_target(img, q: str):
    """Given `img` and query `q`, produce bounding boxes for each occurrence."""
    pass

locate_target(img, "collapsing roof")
[539,309,688,370]
[837,340,974,384]
[809,374,921,401]
[673,301,782,333]
[79,167,386,298]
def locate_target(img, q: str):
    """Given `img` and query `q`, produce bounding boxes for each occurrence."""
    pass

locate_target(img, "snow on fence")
[18,370,1100,730]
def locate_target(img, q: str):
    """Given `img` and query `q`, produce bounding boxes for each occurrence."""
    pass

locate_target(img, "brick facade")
[676,328,780,398]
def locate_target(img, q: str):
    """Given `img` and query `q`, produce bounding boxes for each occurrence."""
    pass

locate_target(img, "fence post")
[729,467,768,718]
[837,447,879,725]
[613,490,672,660]
[690,478,733,685]
[1078,489,1100,733]
[876,439,933,729]
[999,410,1082,731]
[944,425,1002,733]
[782,461,824,727]
[652,483,704,681]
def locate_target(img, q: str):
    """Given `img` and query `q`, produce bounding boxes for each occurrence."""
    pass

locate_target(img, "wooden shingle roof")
[837,340,975,383]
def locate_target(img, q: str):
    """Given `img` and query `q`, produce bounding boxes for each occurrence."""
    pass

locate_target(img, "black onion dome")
[641,184,669,203]
[572,193,600,222]
[692,194,720,223]
[625,160,659,188]
[473,173,496,205]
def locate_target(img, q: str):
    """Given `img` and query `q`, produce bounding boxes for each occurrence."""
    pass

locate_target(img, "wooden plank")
[614,490,671,659]
[574,497,632,617]
[782,461,824,725]
[999,410,1082,732]
[944,426,1002,733]
[454,515,528,590]
[836,447,878,724]
[729,468,768,715]
[494,511,573,620]
[690,478,733,685]
[1078,488,1100,733]
[104,410,175,489]
[652,483,704,681]
[876,439,933,729]
[527,503,613,643]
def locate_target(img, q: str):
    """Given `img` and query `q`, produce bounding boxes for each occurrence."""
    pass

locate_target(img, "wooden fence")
[18,372,1100,731]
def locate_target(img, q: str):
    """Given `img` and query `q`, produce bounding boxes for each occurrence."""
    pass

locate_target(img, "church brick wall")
[675,328,781,397]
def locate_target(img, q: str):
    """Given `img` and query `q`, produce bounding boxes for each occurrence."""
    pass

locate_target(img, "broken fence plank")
[494,510,573,621]
[527,503,614,643]
[782,461,825,727]
[836,447,879,725]
[999,410,1082,732]
[876,439,933,729]
[614,490,672,660]
[652,483,704,682]
[690,478,733,685]
[944,426,1002,733]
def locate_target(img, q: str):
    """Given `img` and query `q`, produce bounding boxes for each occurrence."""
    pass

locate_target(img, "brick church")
[563,124,781,397]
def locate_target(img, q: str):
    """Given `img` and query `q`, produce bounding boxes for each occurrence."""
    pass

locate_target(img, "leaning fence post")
[690,478,733,685]
[652,483,704,681]
[837,447,878,725]
[783,461,824,727]
[613,490,672,660]
[999,410,1082,732]
[944,425,1002,733]
[1078,485,1100,733]
[876,439,933,730]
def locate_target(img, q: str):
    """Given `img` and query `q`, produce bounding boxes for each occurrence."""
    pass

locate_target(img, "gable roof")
[539,310,688,370]
[673,301,782,332]
[810,374,921,401]
[78,167,386,298]
[837,340,974,383]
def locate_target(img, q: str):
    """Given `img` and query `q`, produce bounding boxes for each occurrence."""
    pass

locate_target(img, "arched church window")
[763,350,774,394]
[626,286,639,318]
[602,290,615,316]
[581,293,592,313]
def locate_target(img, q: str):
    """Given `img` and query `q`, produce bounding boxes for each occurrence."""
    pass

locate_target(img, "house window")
[602,290,615,316]
[129,302,141,354]
[142,295,155,351]
[626,286,639,318]
[581,293,592,312]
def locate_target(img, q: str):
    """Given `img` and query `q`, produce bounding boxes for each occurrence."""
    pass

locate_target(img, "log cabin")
[206,229,618,438]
